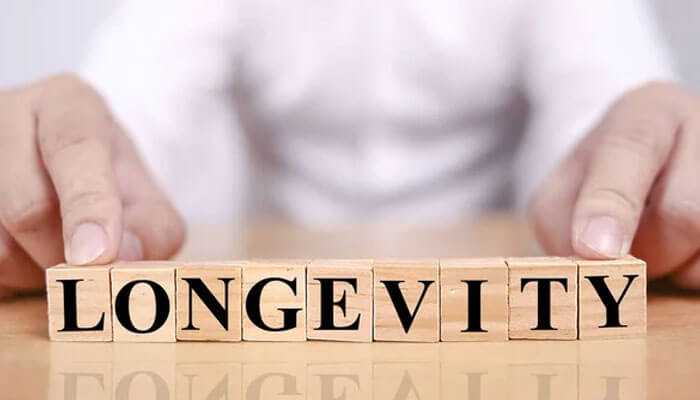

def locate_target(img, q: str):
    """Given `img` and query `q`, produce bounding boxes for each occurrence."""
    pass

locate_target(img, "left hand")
[530,82,700,289]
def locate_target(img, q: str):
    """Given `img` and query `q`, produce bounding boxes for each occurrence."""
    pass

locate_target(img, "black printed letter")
[461,280,487,333]
[585,274,638,328]
[520,278,568,330]
[314,278,361,331]
[245,277,301,331]
[114,280,170,333]
[181,277,235,331]
[57,279,105,332]
[381,280,434,333]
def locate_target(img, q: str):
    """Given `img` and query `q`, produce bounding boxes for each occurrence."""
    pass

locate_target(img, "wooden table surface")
[1,214,699,399]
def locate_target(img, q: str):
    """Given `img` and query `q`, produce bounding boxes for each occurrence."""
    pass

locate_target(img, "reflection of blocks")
[176,262,243,341]
[440,360,508,400]
[507,257,578,340]
[242,260,307,341]
[307,260,373,342]
[578,339,646,399]
[176,363,242,400]
[373,362,439,400]
[373,260,440,342]
[577,257,646,339]
[111,262,177,342]
[243,363,306,400]
[48,342,113,400]
[440,258,508,341]
[46,264,113,341]
[508,364,578,400]
[307,362,372,400]
[112,343,176,400]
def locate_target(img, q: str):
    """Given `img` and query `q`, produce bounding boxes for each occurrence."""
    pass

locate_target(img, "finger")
[34,75,123,265]
[0,87,65,267]
[529,134,591,256]
[0,223,44,292]
[113,133,185,261]
[571,84,683,259]
[631,115,700,279]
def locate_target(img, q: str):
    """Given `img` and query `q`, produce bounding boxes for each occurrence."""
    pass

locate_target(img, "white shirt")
[81,0,673,226]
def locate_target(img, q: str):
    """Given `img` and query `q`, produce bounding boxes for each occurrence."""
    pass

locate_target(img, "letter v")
[381,280,434,333]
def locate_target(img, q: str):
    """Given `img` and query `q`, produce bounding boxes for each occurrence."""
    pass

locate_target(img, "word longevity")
[46,257,646,342]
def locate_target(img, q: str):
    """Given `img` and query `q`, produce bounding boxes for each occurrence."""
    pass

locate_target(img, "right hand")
[0,74,185,298]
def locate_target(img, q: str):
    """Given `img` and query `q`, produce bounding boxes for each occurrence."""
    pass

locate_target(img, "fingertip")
[65,222,113,265]
[572,215,632,260]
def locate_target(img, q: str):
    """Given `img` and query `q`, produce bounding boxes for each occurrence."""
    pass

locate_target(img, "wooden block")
[440,258,508,341]
[176,261,243,341]
[307,259,373,342]
[46,264,113,342]
[577,256,646,339]
[373,259,439,342]
[507,257,577,340]
[110,262,176,342]
[242,260,307,341]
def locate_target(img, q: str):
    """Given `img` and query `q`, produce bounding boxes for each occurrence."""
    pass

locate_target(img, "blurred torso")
[234,0,526,223]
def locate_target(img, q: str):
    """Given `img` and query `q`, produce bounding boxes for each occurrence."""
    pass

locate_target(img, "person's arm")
[525,0,700,288]
[80,0,244,225]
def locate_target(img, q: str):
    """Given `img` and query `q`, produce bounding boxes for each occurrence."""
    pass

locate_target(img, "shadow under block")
[110,262,176,342]
[440,258,508,341]
[176,262,243,341]
[307,260,373,342]
[577,256,646,339]
[242,260,307,341]
[507,257,578,340]
[373,259,439,342]
[46,264,113,341]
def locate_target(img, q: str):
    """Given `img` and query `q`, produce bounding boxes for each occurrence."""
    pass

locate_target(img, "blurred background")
[2,0,698,89]
[1,1,698,259]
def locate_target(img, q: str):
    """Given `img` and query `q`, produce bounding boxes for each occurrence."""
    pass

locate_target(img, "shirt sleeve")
[79,0,245,224]
[514,0,676,209]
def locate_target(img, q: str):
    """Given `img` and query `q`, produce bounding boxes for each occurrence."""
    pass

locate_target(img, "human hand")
[0,74,185,297]
[531,82,700,288]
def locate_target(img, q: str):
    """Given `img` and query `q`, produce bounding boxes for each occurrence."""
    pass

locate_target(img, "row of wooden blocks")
[46,256,646,342]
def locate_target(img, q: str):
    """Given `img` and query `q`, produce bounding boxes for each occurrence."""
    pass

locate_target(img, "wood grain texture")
[577,256,646,339]
[373,259,439,342]
[307,259,373,342]
[46,264,113,341]
[110,262,176,342]
[507,257,578,340]
[440,258,508,341]
[176,261,243,341]
[242,260,307,341]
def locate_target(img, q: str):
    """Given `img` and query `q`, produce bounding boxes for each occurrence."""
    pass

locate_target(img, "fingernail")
[67,223,108,265]
[579,216,630,258]
[118,231,143,261]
